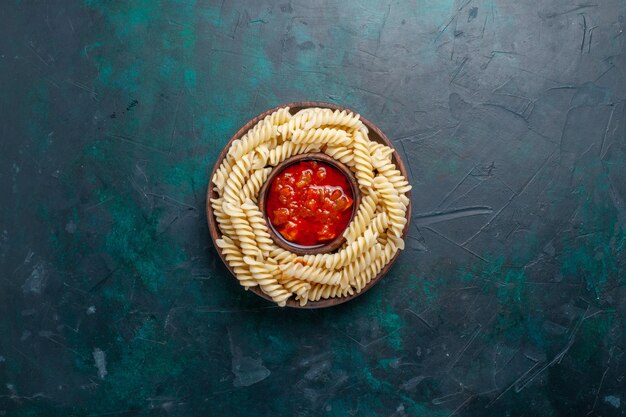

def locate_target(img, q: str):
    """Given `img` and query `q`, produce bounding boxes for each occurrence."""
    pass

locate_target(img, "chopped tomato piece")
[272,208,290,225]
[329,188,342,201]
[335,195,353,211]
[281,172,295,185]
[305,198,318,211]
[281,221,299,242]
[279,185,294,197]
[306,188,320,202]
[295,170,312,188]
[278,185,294,205]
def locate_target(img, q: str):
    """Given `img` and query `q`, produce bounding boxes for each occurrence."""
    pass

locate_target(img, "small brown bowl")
[258,152,362,256]
[206,101,412,308]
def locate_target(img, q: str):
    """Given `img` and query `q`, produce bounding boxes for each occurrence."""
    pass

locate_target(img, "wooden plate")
[206,102,412,308]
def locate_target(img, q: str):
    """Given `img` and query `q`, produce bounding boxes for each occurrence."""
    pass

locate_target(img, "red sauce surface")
[267,160,354,246]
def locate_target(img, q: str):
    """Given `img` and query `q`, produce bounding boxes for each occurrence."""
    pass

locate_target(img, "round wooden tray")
[206,102,412,308]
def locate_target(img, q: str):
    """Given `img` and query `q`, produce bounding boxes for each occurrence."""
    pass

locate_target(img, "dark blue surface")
[1,1,625,416]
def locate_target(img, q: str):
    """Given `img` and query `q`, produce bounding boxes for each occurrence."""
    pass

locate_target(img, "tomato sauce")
[266,160,354,246]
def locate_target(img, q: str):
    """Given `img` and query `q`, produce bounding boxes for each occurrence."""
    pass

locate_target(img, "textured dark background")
[1,1,625,416]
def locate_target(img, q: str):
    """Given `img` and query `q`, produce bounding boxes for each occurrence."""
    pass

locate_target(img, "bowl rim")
[206,101,412,309]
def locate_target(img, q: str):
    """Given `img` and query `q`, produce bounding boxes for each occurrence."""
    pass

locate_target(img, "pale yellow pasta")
[227,119,279,163]
[291,127,351,147]
[241,200,275,257]
[246,258,291,306]
[299,229,377,271]
[213,108,291,193]
[278,276,311,306]
[252,143,270,169]
[353,130,375,190]
[323,145,355,167]
[369,142,394,161]
[376,158,412,194]
[352,237,403,292]
[211,106,411,306]
[342,193,378,243]
[302,108,364,131]
[215,237,256,288]
[377,231,389,245]
[210,197,237,239]
[223,202,262,261]
[277,109,313,137]
[269,246,297,264]
[265,106,292,126]
[222,153,254,204]
[369,212,389,236]
[373,176,407,238]
[241,168,272,204]
[306,283,354,302]
[212,159,233,194]
[267,142,320,166]
[341,243,382,288]
[280,261,342,286]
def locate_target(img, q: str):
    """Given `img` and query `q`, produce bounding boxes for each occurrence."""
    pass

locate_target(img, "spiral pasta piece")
[291,127,351,147]
[269,246,297,264]
[302,108,364,131]
[369,142,394,161]
[352,237,403,292]
[353,130,375,190]
[373,176,407,238]
[279,275,311,306]
[277,109,313,137]
[341,243,382,288]
[227,119,279,163]
[369,212,389,236]
[212,165,229,194]
[377,158,412,194]
[241,200,275,257]
[210,197,237,239]
[222,153,254,204]
[211,106,411,306]
[246,258,291,306]
[252,143,270,170]
[267,142,320,166]
[280,261,342,286]
[298,229,378,271]
[223,202,262,261]
[307,283,354,302]
[241,168,272,204]
[323,145,355,167]
[342,193,378,243]
[265,106,292,126]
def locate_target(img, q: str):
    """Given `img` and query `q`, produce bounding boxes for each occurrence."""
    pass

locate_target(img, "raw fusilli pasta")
[241,168,272,203]
[291,127,351,147]
[352,130,375,190]
[302,108,364,131]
